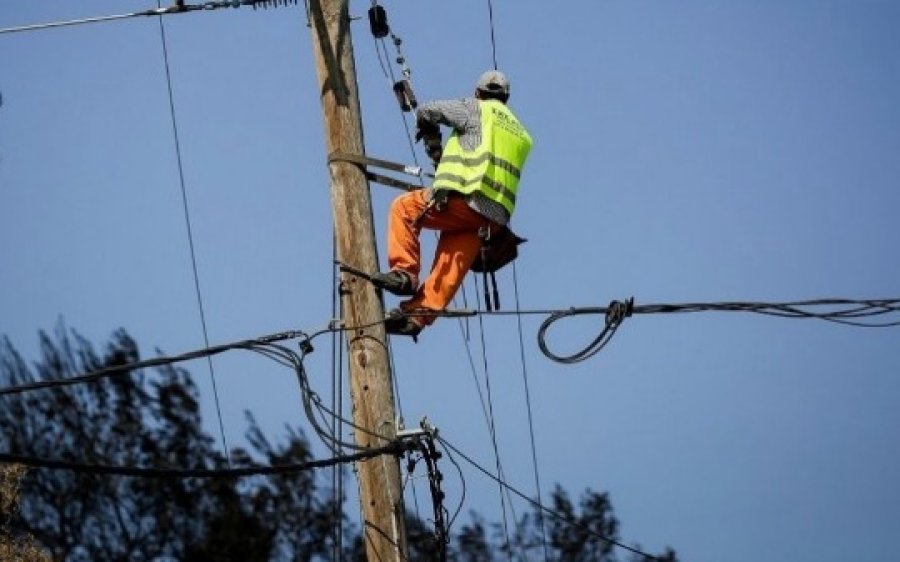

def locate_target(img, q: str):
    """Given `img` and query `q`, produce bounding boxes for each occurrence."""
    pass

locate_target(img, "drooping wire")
[155,3,230,466]
[511,261,549,560]
[472,276,514,559]
[437,436,665,562]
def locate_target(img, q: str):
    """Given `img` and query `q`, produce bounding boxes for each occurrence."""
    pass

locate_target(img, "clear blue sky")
[2,1,899,561]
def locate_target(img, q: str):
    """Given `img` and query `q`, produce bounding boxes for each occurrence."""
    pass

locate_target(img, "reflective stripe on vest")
[432,100,532,215]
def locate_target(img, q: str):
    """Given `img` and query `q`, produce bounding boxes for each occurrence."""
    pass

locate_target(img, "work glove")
[423,137,443,167]
[414,120,440,143]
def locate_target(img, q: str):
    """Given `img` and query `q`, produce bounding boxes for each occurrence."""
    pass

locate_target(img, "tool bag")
[471,225,525,274]
[472,225,526,311]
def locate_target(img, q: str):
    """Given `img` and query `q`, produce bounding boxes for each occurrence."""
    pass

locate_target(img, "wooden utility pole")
[307,1,407,560]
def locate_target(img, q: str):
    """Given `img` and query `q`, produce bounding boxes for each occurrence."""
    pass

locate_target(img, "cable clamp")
[606,297,634,327]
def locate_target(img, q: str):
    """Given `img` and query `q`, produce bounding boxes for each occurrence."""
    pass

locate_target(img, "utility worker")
[371,70,533,337]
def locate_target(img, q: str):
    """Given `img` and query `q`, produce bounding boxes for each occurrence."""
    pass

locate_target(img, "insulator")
[248,0,297,9]
[393,79,418,112]
[368,5,389,38]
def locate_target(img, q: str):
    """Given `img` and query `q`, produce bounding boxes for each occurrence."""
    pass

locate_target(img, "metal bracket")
[395,416,438,441]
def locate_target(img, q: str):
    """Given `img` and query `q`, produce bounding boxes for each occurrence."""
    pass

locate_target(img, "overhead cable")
[436,436,665,561]
[0,0,298,35]
[511,262,550,560]
[485,0,499,70]
[3,298,894,398]
[536,297,900,364]
[0,441,409,479]
[0,330,309,397]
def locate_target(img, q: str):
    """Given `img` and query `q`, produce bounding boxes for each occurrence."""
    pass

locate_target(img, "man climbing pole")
[371,70,533,337]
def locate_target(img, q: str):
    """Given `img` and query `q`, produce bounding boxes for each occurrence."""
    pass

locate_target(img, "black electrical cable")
[0,441,409,479]
[436,437,467,535]
[511,261,550,561]
[536,298,900,364]
[437,436,665,561]
[472,277,515,558]
[0,330,307,397]
[485,0,499,70]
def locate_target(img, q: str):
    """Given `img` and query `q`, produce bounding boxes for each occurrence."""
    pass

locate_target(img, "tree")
[0,324,342,561]
[451,487,678,562]
[1,464,51,562]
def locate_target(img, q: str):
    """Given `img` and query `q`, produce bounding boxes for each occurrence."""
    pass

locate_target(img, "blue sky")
[2,1,899,561]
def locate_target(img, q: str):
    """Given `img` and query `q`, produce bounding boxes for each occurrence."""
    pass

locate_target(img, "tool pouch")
[471,225,526,274]
[473,225,526,312]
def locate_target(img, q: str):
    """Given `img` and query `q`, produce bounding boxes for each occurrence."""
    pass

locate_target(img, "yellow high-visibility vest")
[433,100,532,215]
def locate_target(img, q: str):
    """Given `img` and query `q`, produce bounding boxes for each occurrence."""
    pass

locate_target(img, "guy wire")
[155,2,230,465]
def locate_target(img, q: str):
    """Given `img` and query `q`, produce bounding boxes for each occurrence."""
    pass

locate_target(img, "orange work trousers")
[387,189,497,326]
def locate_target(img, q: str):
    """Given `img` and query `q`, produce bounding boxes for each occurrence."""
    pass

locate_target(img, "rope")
[0,442,409,479]
[437,436,665,561]
[156,3,230,464]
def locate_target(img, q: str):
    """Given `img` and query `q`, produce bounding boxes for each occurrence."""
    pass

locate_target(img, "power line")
[472,279,515,559]
[0,329,308,397]
[3,298,895,398]
[485,0,499,70]
[0,0,299,35]
[511,261,550,560]
[536,297,900,364]
[436,436,665,562]
[0,441,409,479]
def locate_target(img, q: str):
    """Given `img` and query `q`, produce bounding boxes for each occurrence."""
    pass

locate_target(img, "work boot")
[384,309,422,339]
[370,270,416,296]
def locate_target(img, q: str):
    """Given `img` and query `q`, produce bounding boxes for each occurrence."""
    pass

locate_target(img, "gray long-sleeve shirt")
[416,98,511,226]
